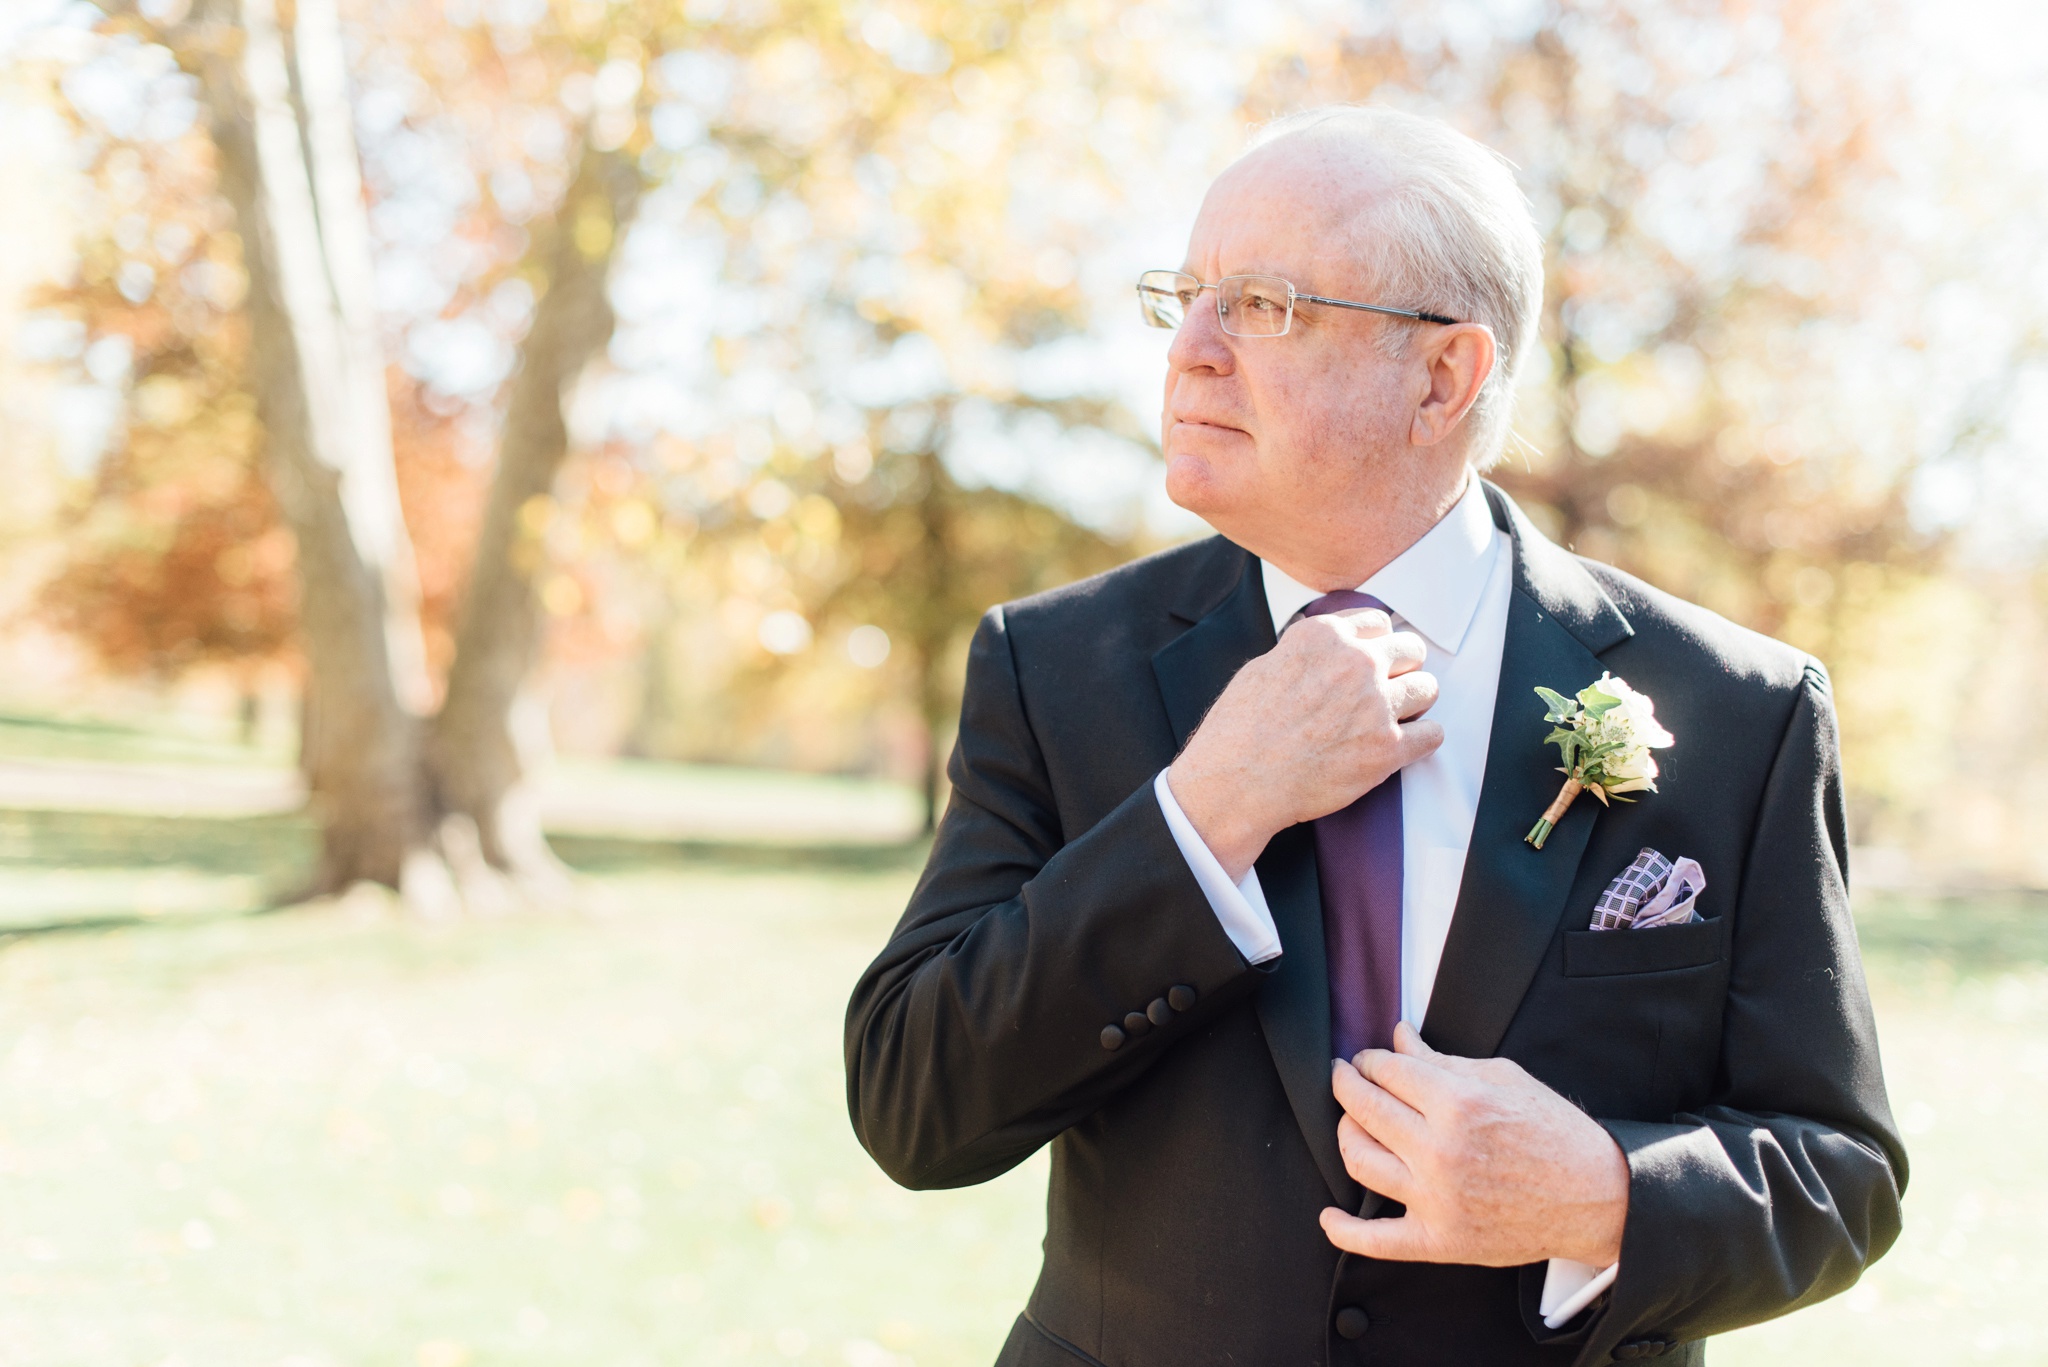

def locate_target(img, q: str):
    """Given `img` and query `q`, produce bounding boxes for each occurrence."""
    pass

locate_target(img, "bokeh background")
[0,0,2044,1363]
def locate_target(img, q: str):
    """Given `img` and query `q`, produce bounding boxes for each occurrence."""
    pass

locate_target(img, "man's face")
[1161,141,1424,550]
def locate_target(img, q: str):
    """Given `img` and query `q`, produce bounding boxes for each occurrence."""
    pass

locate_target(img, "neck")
[1255,466,1473,592]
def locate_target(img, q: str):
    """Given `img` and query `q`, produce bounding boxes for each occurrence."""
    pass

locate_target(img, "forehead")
[1183,134,1396,287]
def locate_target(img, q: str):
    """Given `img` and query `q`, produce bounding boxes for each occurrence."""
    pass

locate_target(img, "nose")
[1166,289,1235,377]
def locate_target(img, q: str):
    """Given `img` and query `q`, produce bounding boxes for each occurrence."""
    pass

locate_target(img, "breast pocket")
[1562,917,1725,977]
[1539,917,1730,1119]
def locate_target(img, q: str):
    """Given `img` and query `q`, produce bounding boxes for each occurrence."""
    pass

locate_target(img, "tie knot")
[1303,589,1391,619]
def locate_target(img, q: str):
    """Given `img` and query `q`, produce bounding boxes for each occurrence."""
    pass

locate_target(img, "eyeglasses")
[1136,269,1459,337]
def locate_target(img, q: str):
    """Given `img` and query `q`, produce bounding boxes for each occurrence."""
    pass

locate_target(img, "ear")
[1410,323,1496,449]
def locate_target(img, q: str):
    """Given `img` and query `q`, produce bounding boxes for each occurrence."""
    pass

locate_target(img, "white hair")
[1244,106,1545,469]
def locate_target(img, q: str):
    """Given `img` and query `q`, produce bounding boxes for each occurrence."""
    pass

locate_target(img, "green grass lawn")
[0,825,2040,1365]
[0,709,293,768]
[0,707,922,933]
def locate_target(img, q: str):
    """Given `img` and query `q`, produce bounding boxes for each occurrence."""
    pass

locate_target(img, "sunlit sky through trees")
[3,0,2044,554]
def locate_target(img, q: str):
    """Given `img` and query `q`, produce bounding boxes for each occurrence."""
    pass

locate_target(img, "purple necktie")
[1301,591,1404,1063]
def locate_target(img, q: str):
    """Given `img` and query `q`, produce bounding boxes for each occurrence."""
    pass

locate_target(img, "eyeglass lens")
[1137,271,1294,336]
[1137,271,1194,329]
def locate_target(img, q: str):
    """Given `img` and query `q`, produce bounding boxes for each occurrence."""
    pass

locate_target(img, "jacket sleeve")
[843,606,1270,1190]
[1552,665,1909,1364]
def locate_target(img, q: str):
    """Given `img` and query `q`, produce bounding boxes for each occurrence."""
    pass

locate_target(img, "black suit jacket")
[845,485,1905,1367]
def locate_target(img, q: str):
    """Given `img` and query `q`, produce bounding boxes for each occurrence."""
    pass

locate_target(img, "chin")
[1166,457,1268,549]
[1163,454,1227,518]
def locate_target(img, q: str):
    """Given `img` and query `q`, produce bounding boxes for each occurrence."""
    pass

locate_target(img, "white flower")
[1594,672,1674,750]
[1602,750,1660,795]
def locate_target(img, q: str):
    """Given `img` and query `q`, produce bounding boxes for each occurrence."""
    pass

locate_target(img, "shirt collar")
[1260,475,1501,654]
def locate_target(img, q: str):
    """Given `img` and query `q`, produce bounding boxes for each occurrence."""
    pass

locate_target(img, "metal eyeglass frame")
[1136,269,1461,335]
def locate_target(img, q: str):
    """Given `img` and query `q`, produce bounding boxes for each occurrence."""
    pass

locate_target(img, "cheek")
[1243,364,1365,473]
[1267,359,1403,453]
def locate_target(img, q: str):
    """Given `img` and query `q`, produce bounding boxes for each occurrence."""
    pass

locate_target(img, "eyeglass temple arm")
[1297,293,1460,326]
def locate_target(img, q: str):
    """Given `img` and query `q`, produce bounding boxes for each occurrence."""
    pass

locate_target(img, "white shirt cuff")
[1539,1257,1618,1329]
[1153,769,1281,964]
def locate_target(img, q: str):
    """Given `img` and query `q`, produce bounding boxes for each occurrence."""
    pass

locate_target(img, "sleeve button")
[1145,997,1173,1027]
[1167,984,1197,1012]
[1122,1010,1151,1035]
[1099,1024,1126,1051]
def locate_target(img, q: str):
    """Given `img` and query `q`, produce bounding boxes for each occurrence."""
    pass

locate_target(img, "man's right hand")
[1165,609,1442,880]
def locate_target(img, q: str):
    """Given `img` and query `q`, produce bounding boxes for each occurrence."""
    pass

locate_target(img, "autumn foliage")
[12,0,2046,883]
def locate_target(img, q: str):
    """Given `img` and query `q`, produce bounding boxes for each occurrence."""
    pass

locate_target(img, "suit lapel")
[1150,547,1357,1207]
[1151,544,1272,749]
[1250,824,1357,1206]
[1421,485,1635,1059]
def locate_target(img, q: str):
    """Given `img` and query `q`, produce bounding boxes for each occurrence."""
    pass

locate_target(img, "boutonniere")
[1525,673,1674,849]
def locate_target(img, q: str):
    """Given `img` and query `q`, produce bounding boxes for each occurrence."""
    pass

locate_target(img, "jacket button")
[1167,984,1197,1011]
[1099,1024,1126,1051]
[1122,1010,1151,1035]
[1146,997,1173,1027]
[1333,1306,1369,1339]
[1614,1347,1640,1362]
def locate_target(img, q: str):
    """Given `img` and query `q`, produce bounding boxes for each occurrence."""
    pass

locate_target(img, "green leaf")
[1545,731,1581,766]
[1534,686,1576,723]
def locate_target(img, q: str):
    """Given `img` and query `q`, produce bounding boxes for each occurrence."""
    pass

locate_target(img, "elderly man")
[844,106,1904,1367]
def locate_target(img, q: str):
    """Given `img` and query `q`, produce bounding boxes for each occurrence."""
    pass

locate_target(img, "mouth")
[1168,415,1249,436]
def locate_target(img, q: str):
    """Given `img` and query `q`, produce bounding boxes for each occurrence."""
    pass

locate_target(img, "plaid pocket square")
[1590,848,1706,930]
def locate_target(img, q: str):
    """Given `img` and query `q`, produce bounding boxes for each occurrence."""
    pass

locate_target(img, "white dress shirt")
[1152,476,1618,1328]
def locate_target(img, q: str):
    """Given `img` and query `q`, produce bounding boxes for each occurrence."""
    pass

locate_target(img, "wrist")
[1563,1132,1630,1266]
[1561,1217,1624,1269]
[1164,760,1274,882]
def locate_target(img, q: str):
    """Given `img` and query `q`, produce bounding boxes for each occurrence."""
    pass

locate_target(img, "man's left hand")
[1320,1022,1629,1268]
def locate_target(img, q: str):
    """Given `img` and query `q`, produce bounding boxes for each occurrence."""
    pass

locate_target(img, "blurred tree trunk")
[427,144,641,887]
[186,0,435,892]
[911,480,948,835]
[904,436,957,834]
[110,0,647,908]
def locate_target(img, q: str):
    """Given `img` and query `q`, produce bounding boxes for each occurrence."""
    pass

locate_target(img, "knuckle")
[1343,1093,1377,1129]
[1285,628,1322,656]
